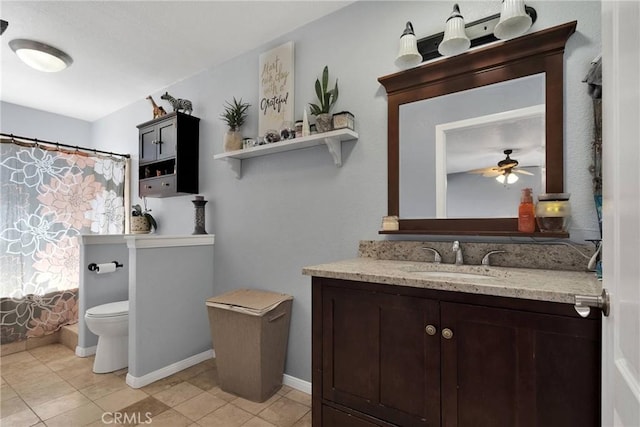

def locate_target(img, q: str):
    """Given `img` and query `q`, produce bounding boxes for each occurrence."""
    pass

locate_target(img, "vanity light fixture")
[438,4,471,57]
[496,171,519,184]
[9,39,73,72]
[412,3,537,62]
[395,22,423,69]
[494,0,533,40]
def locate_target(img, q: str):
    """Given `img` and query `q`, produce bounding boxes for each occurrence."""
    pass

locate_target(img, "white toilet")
[85,300,129,373]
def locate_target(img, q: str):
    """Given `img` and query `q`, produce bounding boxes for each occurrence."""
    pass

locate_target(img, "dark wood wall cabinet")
[312,278,601,427]
[137,112,200,198]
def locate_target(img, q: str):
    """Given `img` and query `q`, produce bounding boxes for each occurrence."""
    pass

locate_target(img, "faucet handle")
[422,247,442,264]
[481,250,506,266]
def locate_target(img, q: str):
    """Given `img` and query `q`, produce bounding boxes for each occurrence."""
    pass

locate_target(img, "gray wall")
[78,236,129,351]
[4,2,601,383]
[128,241,214,379]
[1,101,91,145]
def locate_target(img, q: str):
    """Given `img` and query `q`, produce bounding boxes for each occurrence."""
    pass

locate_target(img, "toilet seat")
[86,300,129,318]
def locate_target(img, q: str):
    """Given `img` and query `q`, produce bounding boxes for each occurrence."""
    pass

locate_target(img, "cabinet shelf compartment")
[140,158,175,179]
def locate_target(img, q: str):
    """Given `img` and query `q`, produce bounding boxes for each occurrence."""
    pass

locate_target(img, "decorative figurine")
[161,92,193,115]
[146,95,167,119]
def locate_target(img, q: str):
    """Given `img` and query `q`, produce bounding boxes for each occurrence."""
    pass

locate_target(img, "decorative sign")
[259,41,294,137]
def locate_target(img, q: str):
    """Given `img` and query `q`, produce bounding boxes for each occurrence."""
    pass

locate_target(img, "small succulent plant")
[309,65,339,116]
[220,97,251,131]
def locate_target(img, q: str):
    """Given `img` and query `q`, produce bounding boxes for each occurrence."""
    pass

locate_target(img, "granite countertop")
[302,258,601,304]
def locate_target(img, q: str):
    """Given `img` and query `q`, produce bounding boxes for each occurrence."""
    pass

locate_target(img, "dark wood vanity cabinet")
[312,278,601,427]
[137,112,200,198]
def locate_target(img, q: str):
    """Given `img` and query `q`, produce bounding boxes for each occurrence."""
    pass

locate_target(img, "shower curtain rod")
[0,132,131,158]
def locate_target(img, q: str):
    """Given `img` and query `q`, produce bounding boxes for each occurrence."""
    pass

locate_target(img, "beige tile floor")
[1,343,311,426]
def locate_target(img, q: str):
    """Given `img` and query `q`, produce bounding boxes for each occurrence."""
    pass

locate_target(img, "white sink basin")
[413,271,491,279]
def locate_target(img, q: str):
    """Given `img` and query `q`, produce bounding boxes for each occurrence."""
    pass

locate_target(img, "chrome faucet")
[422,247,442,264]
[452,241,464,265]
[481,250,506,266]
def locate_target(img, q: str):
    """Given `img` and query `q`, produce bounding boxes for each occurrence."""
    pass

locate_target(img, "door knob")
[442,328,454,339]
[425,325,437,336]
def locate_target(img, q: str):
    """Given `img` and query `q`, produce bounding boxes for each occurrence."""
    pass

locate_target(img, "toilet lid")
[86,300,129,318]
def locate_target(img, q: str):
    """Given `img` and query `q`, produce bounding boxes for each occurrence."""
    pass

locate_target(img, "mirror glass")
[399,74,546,219]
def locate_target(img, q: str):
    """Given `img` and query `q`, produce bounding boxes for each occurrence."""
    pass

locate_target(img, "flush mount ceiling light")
[9,39,73,72]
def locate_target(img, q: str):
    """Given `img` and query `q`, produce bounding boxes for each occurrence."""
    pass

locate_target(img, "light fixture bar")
[417,5,537,61]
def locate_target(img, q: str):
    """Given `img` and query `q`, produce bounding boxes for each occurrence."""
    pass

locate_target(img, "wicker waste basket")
[206,289,293,402]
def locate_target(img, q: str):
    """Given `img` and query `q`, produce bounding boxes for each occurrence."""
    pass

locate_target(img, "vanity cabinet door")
[321,285,440,426]
[440,302,601,427]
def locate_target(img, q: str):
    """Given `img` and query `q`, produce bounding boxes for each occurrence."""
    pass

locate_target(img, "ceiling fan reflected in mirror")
[468,149,534,184]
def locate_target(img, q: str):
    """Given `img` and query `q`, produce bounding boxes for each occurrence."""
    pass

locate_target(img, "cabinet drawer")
[139,175,176,197]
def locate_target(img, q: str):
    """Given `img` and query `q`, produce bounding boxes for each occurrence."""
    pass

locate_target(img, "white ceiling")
[1,1,353,122]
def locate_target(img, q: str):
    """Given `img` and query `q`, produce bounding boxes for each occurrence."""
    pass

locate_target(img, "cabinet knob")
[145,185,152,189]
[161,182,170,187]
[425,325,437,336]
[442,328,454,339]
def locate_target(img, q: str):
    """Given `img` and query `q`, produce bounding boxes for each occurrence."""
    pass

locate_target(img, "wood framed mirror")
[378,21,576,236]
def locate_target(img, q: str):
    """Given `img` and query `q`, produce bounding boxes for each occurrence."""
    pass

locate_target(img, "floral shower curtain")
[0,141,126,344]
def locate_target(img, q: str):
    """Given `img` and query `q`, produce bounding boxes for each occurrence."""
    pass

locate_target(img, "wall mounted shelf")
[213,128,358,179]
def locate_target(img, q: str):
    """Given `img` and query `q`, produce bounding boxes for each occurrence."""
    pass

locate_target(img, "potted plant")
[220,97,250,151]
[130,200,157,234]
[309,65,339,133]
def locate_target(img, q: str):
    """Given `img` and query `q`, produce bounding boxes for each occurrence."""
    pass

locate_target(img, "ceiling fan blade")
[514,169,534,175]
[467,167,494,174]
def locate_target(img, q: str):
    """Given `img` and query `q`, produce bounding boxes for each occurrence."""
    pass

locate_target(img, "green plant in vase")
[309,65,339,133]
[131,200,157,233]
[220,97,250,151]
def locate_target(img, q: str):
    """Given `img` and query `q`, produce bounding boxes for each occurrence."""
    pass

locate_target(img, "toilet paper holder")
[88,261,123,272]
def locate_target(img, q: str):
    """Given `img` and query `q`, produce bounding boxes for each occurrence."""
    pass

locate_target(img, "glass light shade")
[9,39,72,72]
[438,6,470,57]
[496,172,519,184]
[395,22,422,69]
[494,0,533,40]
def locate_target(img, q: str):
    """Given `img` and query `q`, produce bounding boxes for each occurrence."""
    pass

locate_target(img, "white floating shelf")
[213,128,359,179]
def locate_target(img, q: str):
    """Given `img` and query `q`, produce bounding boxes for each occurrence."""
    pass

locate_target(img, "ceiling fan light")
[9,39,73,72]
[496,171,519,184]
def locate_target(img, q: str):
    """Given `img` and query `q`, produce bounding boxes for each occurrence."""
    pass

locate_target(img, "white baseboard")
[76,345,96,357]
[283,374,311,395]
[126,349,214,389]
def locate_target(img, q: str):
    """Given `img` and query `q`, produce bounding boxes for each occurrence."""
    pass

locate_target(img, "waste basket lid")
[206,289,292,315]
